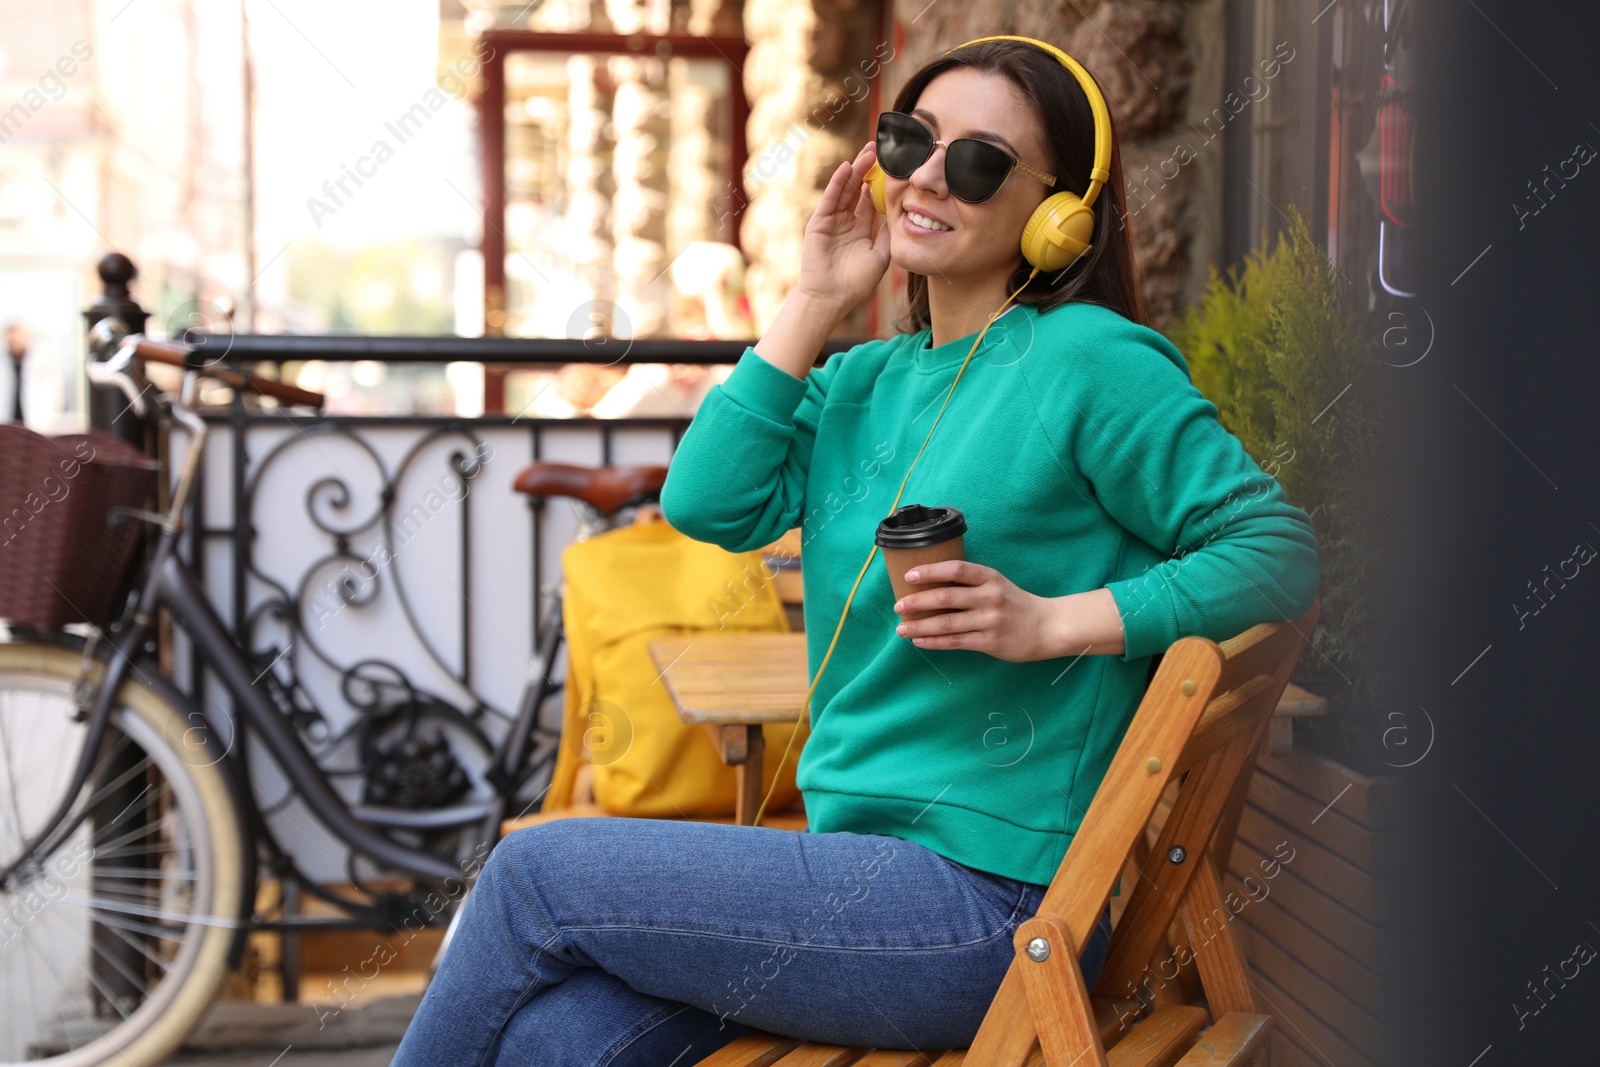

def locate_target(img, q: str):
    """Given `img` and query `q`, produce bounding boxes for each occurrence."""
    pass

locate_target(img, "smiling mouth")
[903,208,953,233]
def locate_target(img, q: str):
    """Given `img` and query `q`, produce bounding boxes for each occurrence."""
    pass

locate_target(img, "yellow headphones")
[864,35,1114,274]
[751,38,1115,826]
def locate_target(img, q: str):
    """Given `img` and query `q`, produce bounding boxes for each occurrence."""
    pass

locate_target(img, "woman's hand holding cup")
[892,560,1066,663]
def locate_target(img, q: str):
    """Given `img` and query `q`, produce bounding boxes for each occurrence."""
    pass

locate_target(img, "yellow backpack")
[544,516,805,817]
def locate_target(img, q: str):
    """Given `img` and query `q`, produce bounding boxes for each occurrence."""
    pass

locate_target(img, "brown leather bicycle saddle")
[512,462,668,515]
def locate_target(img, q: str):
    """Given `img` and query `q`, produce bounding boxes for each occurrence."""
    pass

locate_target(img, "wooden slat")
[1211,605,1318,699]
[1174,674,1278,776]
[1176,853,1256,1016]
[1171,1013,1271,1066]
[1015,915,1109,1067]
[1266,1029,1321,1067]
[1210,721,1268,876]
[1272,683,1327,716]
[1265,716,1293,756]
[1237,922,1387,1059]
[1249,970,1380,1067]
[1094,996,1151,1048]
[1227,836,1387,974]
[1234,806,1389,924]
[1241,766,1388,874]
[1148,780,1179,835]
[853,1051,937,1066]
[928,1053,967,1066]
[1166,930,1206,1009]
[962,966,1038,1066]
[1104,1004,1208,1067]
[694,1032,802,1067]
[1221,879,1385,1010]
[1254,744,1394,830]
[771,1047,868,1067]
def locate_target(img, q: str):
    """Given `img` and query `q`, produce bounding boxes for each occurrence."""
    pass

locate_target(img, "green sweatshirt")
[659,300,1319,886]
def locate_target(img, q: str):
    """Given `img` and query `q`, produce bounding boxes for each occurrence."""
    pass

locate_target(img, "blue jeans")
[392,817,1114,1067]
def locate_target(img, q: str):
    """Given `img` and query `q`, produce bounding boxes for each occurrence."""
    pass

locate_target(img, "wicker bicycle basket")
[0,424,159,629]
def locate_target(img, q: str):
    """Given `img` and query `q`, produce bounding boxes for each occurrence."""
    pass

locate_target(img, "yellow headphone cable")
[751,265,1042,827]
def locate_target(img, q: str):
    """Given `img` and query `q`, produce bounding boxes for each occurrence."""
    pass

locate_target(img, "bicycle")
[0,323,667,1066]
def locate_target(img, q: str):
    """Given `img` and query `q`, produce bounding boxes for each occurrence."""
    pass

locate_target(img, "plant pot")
[1288,665,1349,713]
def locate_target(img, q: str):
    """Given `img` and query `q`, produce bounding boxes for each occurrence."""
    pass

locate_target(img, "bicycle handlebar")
[84,326,322,536]
[134,339,326,410]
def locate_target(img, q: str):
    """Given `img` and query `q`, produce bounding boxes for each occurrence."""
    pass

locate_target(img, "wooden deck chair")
[692,599,1320,1067]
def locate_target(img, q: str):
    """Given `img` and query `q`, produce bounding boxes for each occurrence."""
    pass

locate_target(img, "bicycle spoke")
[0,689,59,856]
[92,840,183,861]
[78,907,174,974]
[0,706,31,854]
[0,723,142,868]
[90,819,168,861]
[83,926,152,1003]
[83,865,197,882]
[85,761,158,836]
[72,883,191,913]
[60,893,221,929]
[90,792,178,859]
[34,729,140,845]
[21,919,129,1024]
[47,904,186,942]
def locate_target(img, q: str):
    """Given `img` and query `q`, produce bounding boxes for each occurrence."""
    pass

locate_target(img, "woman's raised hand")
[750,142,890,379]
[794,142,892,319]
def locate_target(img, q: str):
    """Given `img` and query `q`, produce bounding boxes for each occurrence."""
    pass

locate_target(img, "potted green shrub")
[1166,205,1388,772]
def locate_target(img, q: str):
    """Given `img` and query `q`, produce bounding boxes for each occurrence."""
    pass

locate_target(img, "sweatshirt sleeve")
[1066,328,1321,661]
[659,346,838,553]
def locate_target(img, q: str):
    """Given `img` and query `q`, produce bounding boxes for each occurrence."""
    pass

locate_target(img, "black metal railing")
[80,253,856,883]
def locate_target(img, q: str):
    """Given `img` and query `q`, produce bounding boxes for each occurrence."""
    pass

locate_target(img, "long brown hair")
[891,39,1147,330]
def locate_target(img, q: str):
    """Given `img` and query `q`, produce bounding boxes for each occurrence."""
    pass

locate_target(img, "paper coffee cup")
[876,504,967,622]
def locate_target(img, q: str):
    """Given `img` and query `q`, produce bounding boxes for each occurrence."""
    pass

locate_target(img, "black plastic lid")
[874,504,967,549]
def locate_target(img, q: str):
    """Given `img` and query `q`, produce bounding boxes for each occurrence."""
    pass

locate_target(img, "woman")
[393,37,1319,1066]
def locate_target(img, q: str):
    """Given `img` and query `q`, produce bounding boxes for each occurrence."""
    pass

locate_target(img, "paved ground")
[161,995,418,1066]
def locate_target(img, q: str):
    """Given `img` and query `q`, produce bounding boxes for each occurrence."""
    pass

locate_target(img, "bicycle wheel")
[0,642,244,1067]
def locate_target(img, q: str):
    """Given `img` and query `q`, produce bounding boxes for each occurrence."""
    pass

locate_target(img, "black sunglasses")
[874,111,1058,204]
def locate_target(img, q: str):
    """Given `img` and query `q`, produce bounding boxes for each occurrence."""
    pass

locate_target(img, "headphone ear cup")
[865,161,888,216]
[1020,192,1096,273]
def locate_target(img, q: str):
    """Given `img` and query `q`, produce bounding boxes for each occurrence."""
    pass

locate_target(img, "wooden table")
[647,632,808,825]
[646,631,1328,825]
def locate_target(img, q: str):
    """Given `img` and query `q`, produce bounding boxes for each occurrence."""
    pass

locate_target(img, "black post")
[83,252,149,449]
[82,253,156,1013]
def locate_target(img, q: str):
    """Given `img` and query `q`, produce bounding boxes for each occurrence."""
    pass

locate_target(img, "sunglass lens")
[946,139,1015,203]
[875,113,931,179]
